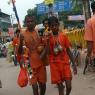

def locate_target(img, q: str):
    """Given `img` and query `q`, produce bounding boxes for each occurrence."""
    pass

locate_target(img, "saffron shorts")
[50,62,72,84]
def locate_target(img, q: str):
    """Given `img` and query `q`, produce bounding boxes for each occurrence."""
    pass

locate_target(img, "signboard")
[37,3,47,14]
[68,15,85,21]
[44,0,54,5]
[37,0,72,14]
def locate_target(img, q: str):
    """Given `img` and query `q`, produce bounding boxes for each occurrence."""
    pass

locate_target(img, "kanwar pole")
[11,0,21,29]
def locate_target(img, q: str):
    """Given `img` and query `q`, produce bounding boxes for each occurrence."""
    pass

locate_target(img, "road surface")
[0,52,95,95]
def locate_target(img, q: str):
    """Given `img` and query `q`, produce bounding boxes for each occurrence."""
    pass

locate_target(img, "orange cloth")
[84,15,95,57]
[12,37,19,48]
[29,66,46,85]
[49,32,70,63]
[50,62,72,84]
[21,30,46,84]
[12,36,20,63]
[23,46,29,58]
[49,32,72,84]
[12,36,20,53]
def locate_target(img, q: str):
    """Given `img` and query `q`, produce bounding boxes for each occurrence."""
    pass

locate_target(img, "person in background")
[6,39,14,63]
[47,16,77,95]
[42,18,49,32]
[83,1,95,74]
[12,29,20,66]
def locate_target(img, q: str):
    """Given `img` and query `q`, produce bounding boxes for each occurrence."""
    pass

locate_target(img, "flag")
[44,0,54,5]
[8,0,15,5]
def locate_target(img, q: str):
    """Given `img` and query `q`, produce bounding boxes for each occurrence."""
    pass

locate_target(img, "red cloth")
[17,68,28,87]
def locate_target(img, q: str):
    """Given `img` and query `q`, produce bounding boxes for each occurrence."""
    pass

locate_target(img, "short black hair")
[24,14,36,23]
[48,16,59,26]
[91,1,95,12]
[42,18,48,25]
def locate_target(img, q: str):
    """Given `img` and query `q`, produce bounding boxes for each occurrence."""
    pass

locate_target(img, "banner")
[37,1,72,14]
[68,15,85,21]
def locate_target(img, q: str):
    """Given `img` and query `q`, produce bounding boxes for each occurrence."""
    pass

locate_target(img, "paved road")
[0,53,95,95]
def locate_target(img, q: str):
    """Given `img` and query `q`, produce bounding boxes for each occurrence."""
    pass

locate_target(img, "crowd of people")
[0,1,95,95]
[15,14,77,95]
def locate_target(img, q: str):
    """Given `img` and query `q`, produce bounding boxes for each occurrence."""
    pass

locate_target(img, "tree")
[23,0,92,27]
[82,0,91,22]
[23,7,48,26]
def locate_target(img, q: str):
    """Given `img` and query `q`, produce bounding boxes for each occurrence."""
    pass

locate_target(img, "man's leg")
[13,55,18,66]
[32,83,39,95]
[39,82,46,95]
[37,65,47,95]
[83,60,89,74]
[0,80,2,88]
[65,80,72,95]
[57,83,64,95]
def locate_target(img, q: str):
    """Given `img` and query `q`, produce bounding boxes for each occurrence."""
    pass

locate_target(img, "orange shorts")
[50,62,72,84]
[29,65,47,85]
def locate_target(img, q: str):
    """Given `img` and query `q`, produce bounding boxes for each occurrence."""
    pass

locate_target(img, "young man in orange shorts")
[18,15,47,95]
[47,16,77,95]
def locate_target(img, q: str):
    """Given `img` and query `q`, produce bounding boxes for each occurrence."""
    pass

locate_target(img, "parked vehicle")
[0,44,7,57]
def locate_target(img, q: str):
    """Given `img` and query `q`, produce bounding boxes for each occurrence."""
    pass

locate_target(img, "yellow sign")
[44,0,54,5]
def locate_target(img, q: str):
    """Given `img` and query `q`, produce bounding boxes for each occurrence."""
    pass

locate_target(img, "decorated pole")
[8,0,21,29]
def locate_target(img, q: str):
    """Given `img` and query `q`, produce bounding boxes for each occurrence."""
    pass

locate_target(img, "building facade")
[0,11,11,43]
[0,11,11,32]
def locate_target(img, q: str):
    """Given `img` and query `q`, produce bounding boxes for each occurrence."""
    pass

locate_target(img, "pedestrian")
[83,1,95,74]
[6,39,14,63]
[18,14,47,95]
[43,18,49,32]
[47,16,77,95]
[12,29,20,66]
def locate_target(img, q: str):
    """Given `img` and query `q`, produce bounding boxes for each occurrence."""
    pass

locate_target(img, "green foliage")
[23,0,87,27]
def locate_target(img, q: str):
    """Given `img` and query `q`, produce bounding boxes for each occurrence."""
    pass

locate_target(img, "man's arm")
[66,48,75,66]
[66,47,77,74]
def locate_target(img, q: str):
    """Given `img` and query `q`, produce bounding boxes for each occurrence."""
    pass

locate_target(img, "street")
[0,52,95,95]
